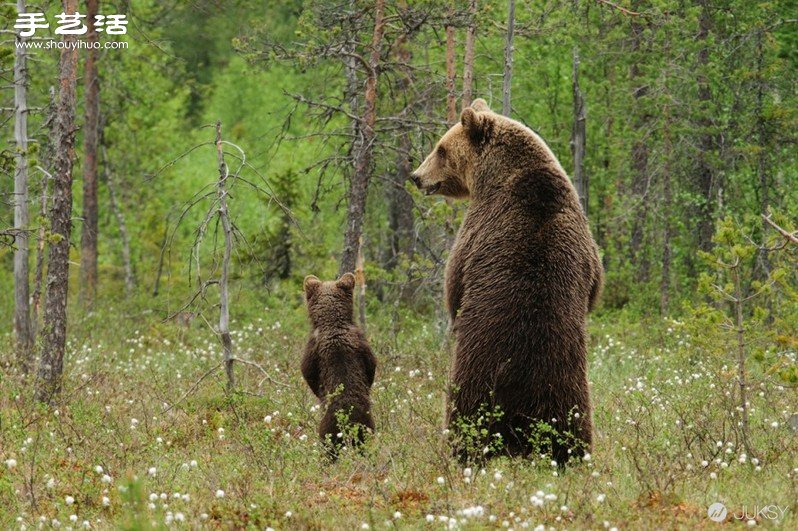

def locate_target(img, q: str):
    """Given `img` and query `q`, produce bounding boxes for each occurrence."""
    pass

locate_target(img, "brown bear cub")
[301,273,377,459]
[411,99,603,465]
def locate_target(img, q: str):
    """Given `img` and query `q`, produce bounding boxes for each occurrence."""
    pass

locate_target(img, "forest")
[1,0,797,528]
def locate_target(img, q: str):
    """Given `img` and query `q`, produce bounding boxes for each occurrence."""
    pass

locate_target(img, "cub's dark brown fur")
[301,273,377,458]
[412,99,603,464]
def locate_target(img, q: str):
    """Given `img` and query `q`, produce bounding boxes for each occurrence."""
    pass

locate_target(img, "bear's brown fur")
[302,273,377,458]
[411,99,603,464]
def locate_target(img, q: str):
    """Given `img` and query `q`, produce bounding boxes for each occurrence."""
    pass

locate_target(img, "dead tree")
[158,121,291,400]
[570,47,587,216]
[36,0,79,404]
[103,144,135,295]
[502,0,515,116]
[79,0,101,307]
[215,121,235,393]
[13,0,34,372]
[339,0,386,276]
[461,0,477,109]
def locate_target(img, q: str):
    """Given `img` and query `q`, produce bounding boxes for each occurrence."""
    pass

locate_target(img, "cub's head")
[303,273,355,328]
[410,98,494,198]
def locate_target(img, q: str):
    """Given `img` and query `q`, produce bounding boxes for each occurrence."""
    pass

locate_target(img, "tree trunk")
[32,169,49,336]
[445,5,457,125]
[13,0,34,373]
[80,0,100,308]
[461,0,477,109]
[754,32,770,280]
[694,0,718,257]
[32,87,56,339]
[102,145,135,296]
[502,0,515,116]
[628,7,651,283]
[215,121,235,393]
[36,0,79,404]
[570,47,587,216]
[339,0,385,276]
[660,102,672,315]
[385,25,415,272]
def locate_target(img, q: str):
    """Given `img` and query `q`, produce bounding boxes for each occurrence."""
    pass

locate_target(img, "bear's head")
[410,98,495,198]
[303,273,356,328]
[411,99,569,204]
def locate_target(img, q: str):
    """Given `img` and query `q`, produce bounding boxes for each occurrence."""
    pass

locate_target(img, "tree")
[339,0,386,276]
[445,3,457,124]
[461,0,477,109]
[570,46,587,215]
[502,0,515,116]
[13,0,34,372]
[628,3,651,283]
[215,121,235,392]
[36,0,79,403]
[80,0,100,307]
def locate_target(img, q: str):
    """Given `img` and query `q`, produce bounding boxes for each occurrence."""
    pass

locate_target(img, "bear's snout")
[410,173,421,188]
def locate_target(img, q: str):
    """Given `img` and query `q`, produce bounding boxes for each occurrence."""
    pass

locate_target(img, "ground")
[0,291,795,530]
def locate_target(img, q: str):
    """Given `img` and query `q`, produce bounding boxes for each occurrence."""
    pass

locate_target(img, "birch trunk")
[103,145,135,295]
[14,0,34,372]
[36,0,79,404]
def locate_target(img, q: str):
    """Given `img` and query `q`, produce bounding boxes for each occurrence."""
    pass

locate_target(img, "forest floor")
[0,291,796,530]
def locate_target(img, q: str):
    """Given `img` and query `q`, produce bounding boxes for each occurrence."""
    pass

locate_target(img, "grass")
[0,288,796,530]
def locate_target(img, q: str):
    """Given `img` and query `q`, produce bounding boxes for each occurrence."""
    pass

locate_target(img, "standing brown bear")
[302,273,377,459]
[411,99,603,464]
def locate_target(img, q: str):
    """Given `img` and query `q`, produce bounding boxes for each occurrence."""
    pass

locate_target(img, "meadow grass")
[1,289,796,530]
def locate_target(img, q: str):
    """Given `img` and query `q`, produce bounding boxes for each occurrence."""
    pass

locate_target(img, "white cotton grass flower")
[596,494,606,503]
[437,477,445,485]
[65,495,75,505]
[94,465,103,474]
[147,467,156,476]
[215,489,225,498]
[4,459,17,470]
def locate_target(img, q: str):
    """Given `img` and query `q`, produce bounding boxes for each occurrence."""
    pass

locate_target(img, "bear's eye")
[437,146,446,158]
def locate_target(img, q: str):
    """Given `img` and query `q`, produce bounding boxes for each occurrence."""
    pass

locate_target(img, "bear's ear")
[470,98,490,113]
[336,272,356,292]
[461,107,490,144]
[303,275,322,297]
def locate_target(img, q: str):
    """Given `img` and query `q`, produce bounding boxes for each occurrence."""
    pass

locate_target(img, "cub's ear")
[336,272,356,292]
[470,98,490,112]
[461,107,490,144]
[303,275,322,297]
